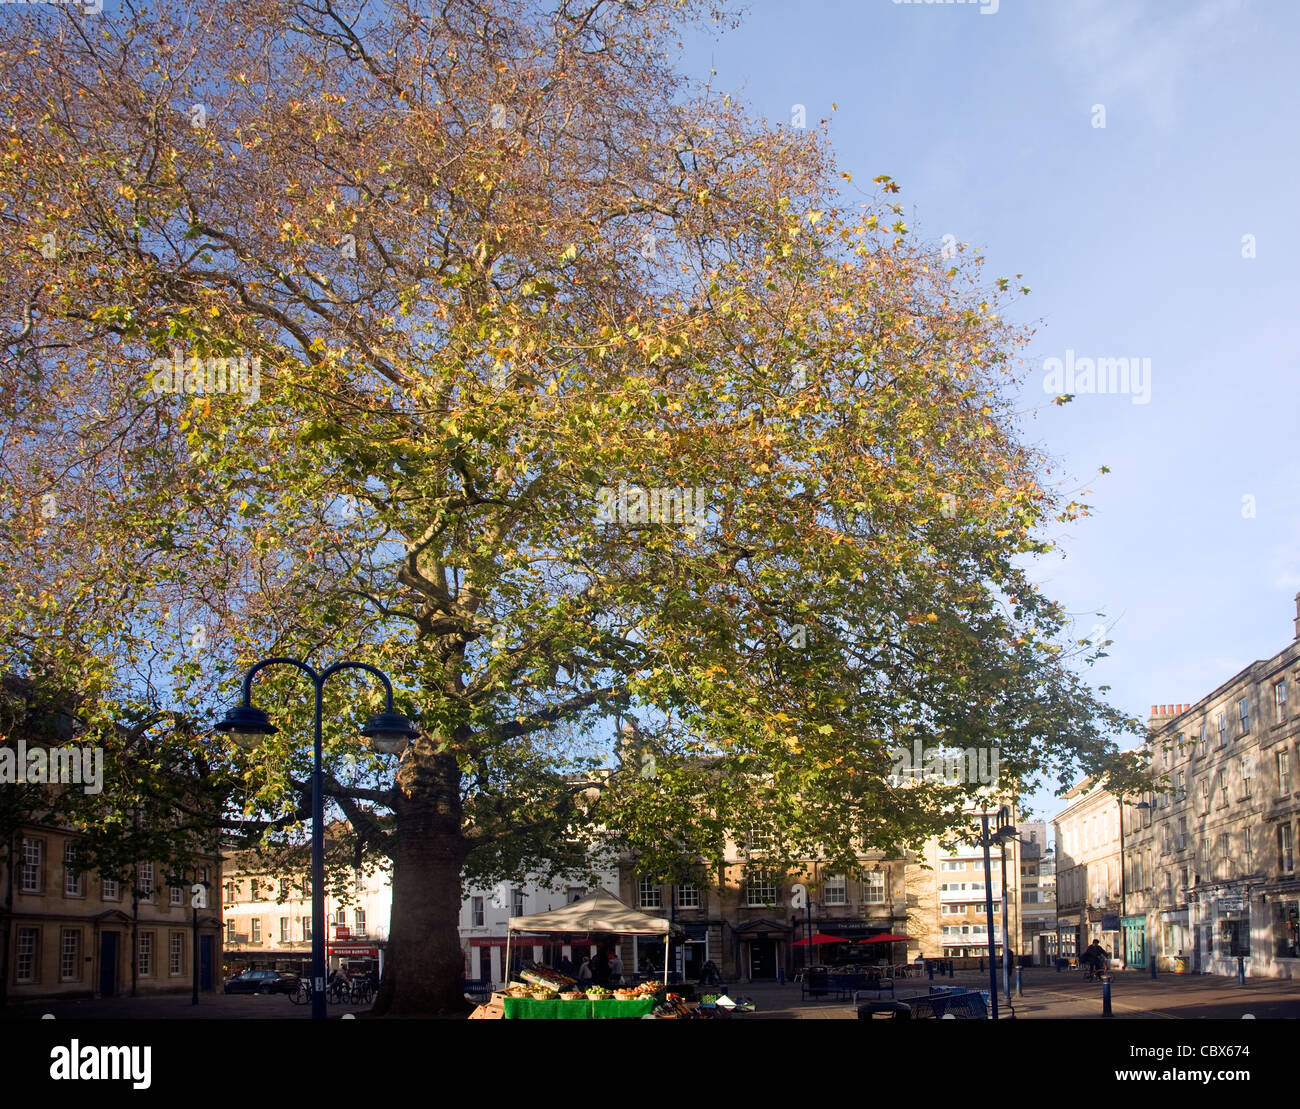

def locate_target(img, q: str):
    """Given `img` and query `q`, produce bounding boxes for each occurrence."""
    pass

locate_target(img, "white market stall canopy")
[508,889,673,936]
[505,889,674,987]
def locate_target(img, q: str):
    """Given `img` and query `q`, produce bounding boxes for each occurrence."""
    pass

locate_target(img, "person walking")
[577,956,593,985]
[609,950,624,987]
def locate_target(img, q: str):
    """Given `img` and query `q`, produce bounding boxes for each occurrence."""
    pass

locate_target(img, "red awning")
[791,933,851,946]
[857,933,910,944]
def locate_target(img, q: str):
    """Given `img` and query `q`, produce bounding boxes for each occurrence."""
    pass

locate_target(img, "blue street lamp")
[215,658,418,1020]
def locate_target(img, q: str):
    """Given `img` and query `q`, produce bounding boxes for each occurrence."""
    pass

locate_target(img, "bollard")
[947,960,954,979]
[1237,956,1245,985]
[1150,958,1157,979]
[1015,966,1023,997]
[778,967,785,986]
[927,961,935,981]
[1101,975,1112,1017]
[1056,957,1062,973]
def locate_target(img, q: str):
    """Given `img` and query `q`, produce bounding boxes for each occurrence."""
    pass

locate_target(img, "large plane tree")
[0,0,1138,1014]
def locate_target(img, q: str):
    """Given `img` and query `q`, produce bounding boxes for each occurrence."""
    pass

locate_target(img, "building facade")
[1053,779,1121,964]
[1122,604,1300,977]
[220,850,391,981]
[1018,821,1057,964]
[5,822,223,1000]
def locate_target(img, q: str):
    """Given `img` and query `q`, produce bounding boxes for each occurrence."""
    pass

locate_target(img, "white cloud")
[1053,0,1249,128]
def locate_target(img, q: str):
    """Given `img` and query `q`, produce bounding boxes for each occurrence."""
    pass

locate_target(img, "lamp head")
[361,710,419,755]
[215,703,278,748]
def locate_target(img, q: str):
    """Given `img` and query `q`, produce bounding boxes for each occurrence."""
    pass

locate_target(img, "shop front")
[329,940,383,980]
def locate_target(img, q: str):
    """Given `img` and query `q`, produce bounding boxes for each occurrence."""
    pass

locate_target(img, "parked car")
[223,969,299,995]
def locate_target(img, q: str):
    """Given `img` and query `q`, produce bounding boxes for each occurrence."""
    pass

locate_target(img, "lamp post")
[973,808,1019,1021]
[215,658,418,1020]
[167,864,209,1005]
[997,804,1014,1008]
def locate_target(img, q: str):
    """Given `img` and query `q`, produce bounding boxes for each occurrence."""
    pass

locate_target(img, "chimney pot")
[1151,704,1158,717]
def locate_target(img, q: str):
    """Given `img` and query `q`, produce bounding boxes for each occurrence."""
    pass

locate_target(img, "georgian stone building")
[5,821,223,1000]
[1053,778,1121,964]
[1122,597,1300,977]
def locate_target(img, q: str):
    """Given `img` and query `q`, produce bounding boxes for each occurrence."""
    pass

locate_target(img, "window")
[101,875,120,901]
[224,881,236,904]
[864,870,886,904]
[1175,770,1186,798]
[335,907,347,925]
[1219,771,1228,807]
[678,883,701,909]
[199,867,208,883]
[1219,832,1231,860]
[638,879,662,909]
[138,932,154,977]
[1199,780,1210,814]
[1245,827,1253,868]
[746,871,777,906]
[1275,679,1287,724]
[250,919,261,942]
[1198,725,1208,758]
[1218,713,1228,748]
[225,920,236,943]
[1142,795,1152,827]
[64,842,83,897]
[354,868,366,892]
[471,896,484,926]
[16,928,38,982]
[354,909,366,935]
[1279,749,1291,789]
[170,886,183,906]
[1162,825,1172,853]
[61,929,80,981]
[1178,816,1188,850]
[138,862,154,898]
[20,837,42,893]
[280,917,290,941]
[1239,699,1250,736]
[824,874,846,905]
[747,826,776,855]
[169,932,184,976]
[1242,756,1254,799]
[511,889,525,917]
[303,918,312,941]
[1279,824,1295,873]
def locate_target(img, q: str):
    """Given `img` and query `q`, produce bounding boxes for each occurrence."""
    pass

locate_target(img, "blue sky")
[678,0,1300,823]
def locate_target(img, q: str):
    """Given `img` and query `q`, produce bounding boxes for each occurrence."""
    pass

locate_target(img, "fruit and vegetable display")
[584,985,612,1000]
[519,966,577,991]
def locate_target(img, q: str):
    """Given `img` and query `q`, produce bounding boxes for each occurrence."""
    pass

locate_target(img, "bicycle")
[289,979,313,1005]
[349,979,374,1005]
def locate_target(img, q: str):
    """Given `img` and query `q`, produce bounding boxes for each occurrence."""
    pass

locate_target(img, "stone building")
[1053,778,1121,963]
[1122,598,1300,977]
[5,821,222,1000]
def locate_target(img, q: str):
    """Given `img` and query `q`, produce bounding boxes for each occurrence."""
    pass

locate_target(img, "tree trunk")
[373,739,470,1017]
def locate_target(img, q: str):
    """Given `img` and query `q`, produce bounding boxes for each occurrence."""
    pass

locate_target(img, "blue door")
[99,931,119,996]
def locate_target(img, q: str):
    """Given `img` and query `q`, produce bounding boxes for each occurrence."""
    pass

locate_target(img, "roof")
[507,888,673,936]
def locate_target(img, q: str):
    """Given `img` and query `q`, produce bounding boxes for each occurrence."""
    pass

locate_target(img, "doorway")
[99,931,119,997]
[749,939,776,979]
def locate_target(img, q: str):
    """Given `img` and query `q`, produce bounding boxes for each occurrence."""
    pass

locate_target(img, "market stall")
[496,890,675,1019]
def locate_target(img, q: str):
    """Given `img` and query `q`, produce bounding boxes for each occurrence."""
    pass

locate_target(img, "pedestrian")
[609,950,623,987]
[701,959,720,986]
[578,956,593,984]
[559,955,573,976]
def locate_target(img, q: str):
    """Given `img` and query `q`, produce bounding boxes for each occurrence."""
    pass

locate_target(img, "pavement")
[712,967,1300,1019]
[7,966,1300,1019]
[1,990,375,1020]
